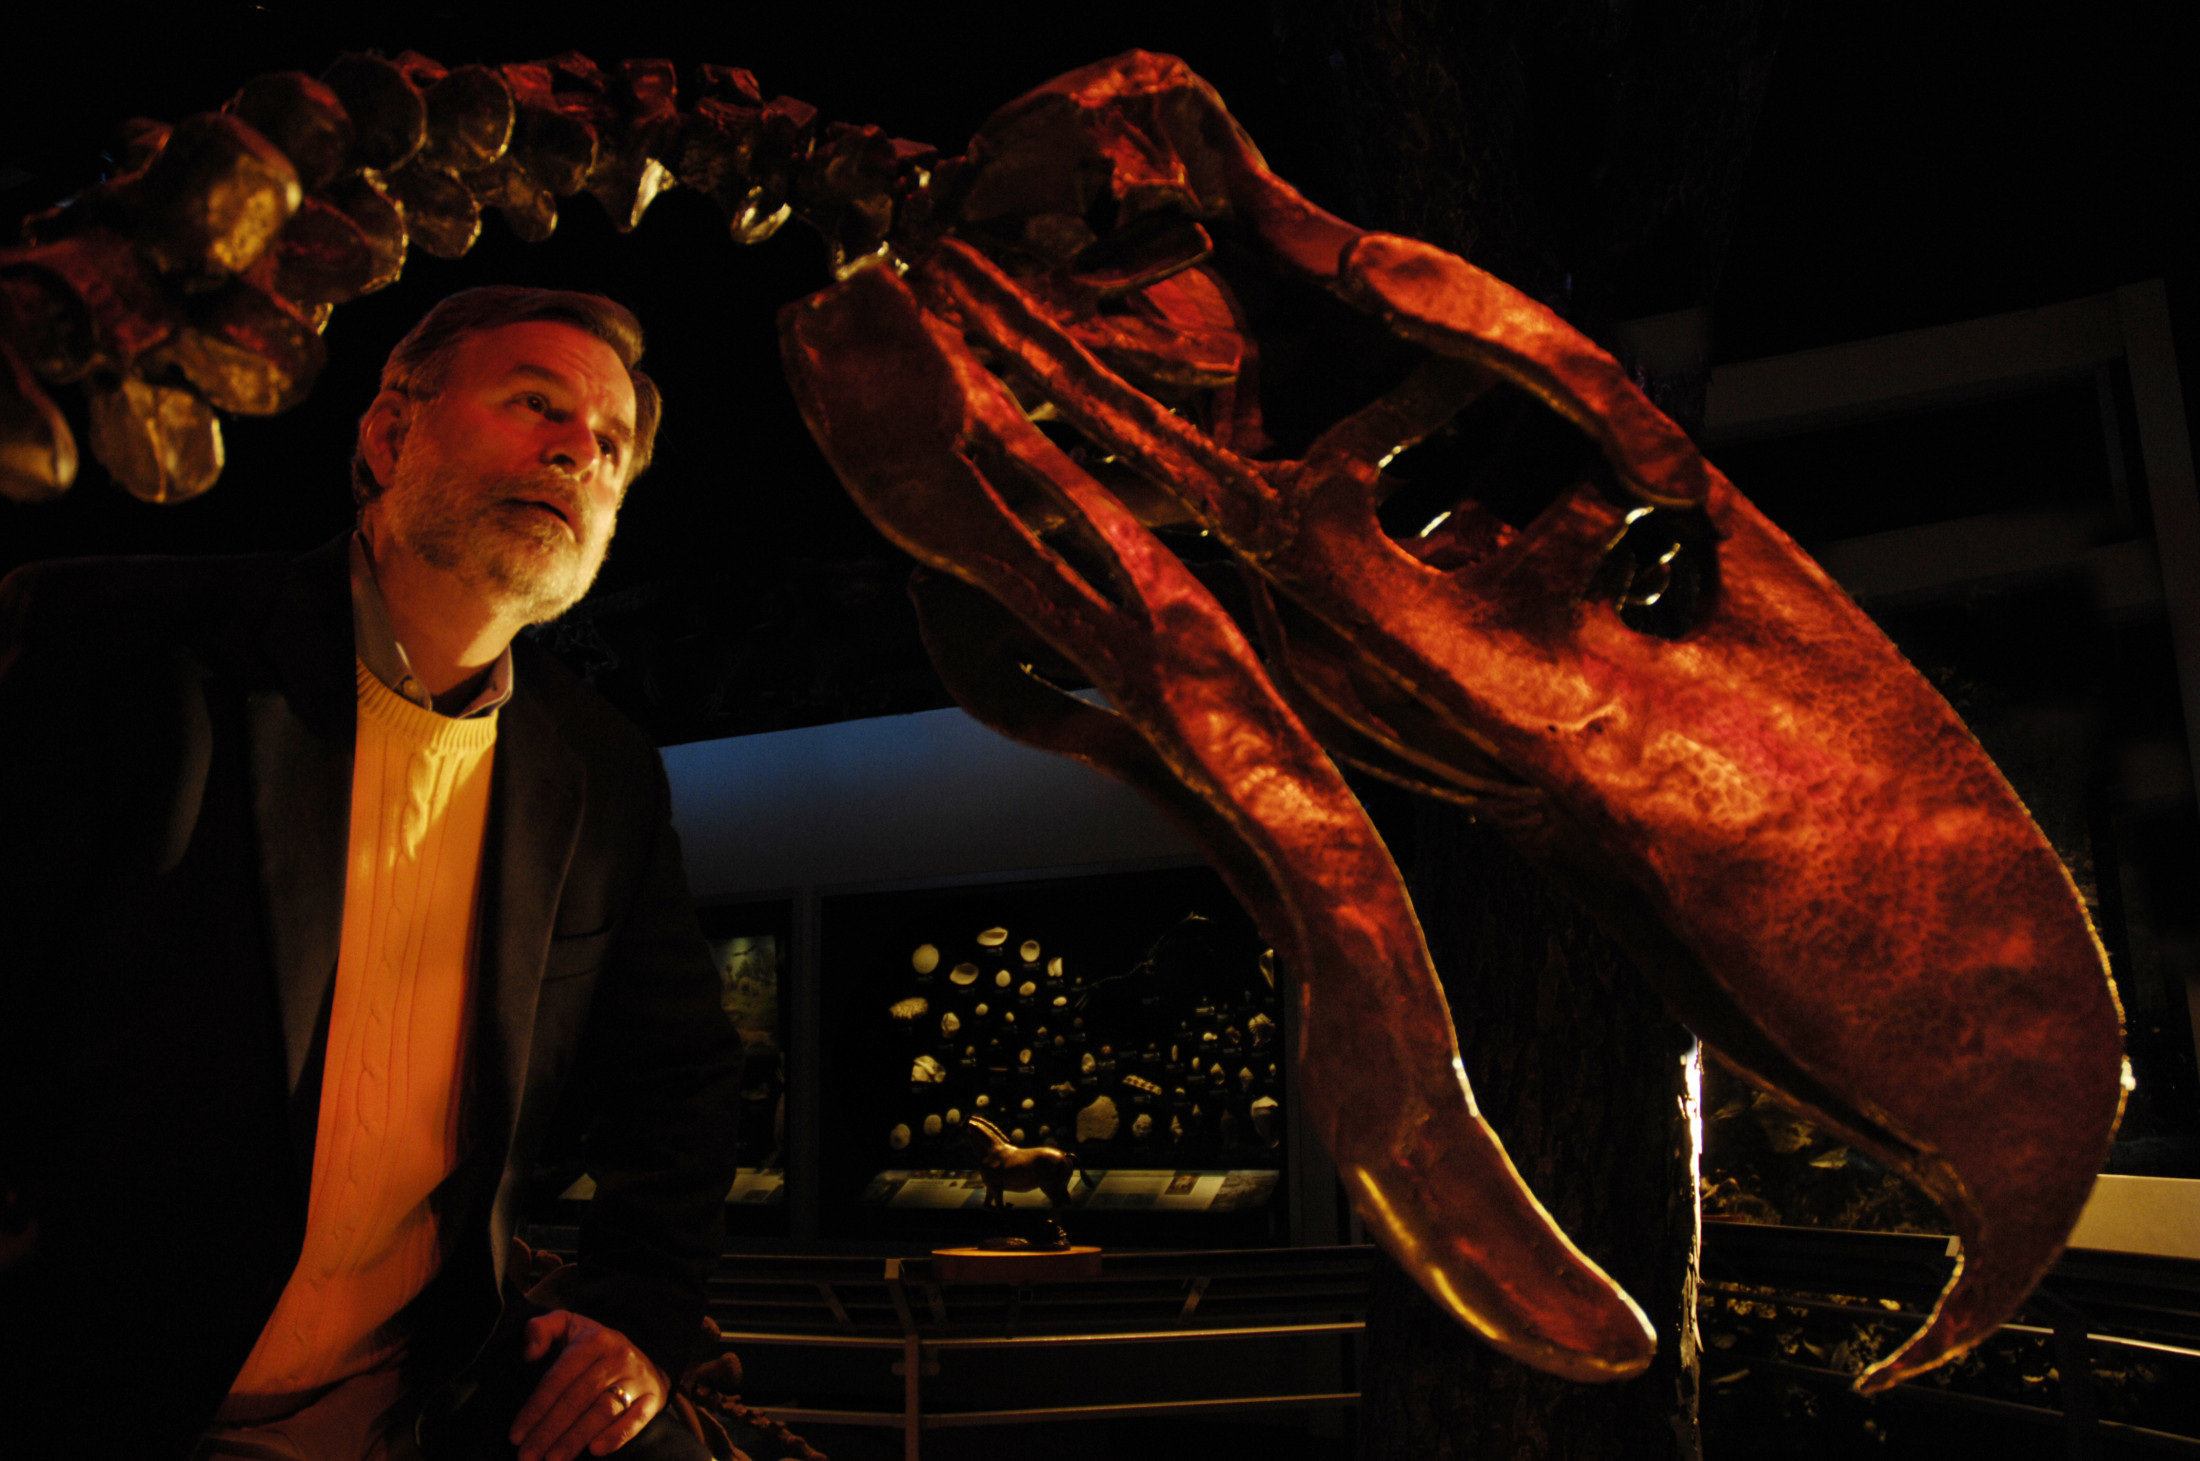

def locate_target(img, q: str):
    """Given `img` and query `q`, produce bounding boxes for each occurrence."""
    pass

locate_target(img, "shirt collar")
[348,532,515,720]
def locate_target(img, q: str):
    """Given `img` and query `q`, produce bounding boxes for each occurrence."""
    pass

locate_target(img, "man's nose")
[541,418,609,478]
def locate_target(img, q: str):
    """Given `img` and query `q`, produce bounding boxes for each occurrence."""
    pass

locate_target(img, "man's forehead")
[456,321,636,419]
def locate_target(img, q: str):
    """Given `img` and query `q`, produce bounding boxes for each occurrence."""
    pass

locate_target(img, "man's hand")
[508,1309,671,1461]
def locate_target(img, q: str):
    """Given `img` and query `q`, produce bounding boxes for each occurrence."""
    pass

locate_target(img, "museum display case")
[817,863,1296,1248]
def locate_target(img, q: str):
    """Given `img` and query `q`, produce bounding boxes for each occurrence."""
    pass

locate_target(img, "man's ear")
[358,389,412,493]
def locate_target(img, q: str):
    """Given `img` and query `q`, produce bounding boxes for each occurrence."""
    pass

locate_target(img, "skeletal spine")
[0,48,949,504]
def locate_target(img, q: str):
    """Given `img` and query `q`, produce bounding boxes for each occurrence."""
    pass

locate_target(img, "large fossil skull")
[778,53,2127,1390]
[0,46,2125,1393]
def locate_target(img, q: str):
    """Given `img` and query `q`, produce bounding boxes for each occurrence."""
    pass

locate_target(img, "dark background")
[2,1,2191,743]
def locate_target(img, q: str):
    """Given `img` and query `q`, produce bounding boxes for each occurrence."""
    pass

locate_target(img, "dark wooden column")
[1360,790,1703,1461]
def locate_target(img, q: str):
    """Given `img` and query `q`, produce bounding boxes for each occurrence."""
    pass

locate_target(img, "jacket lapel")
[471,677,587,1187]
[246,537,356,1106]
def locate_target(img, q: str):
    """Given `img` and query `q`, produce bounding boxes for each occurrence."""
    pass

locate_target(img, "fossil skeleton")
[0,48,2125,1391]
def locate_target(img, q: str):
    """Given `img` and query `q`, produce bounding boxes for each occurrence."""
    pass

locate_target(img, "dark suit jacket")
[0,536,743,1458]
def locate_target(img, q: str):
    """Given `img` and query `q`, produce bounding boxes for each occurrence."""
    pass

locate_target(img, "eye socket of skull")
[1373,379,1616,545]
[1589,505,1721,641]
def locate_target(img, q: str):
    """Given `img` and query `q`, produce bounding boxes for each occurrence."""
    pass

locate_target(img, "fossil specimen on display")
[1250,1094,1280,1146]
[1074,1094,1120,1143]
[0,45,2125,1394]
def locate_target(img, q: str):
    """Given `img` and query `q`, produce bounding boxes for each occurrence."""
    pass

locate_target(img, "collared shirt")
[347,533,514,720]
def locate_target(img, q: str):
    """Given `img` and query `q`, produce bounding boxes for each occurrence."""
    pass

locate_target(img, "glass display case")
[817,863,1295,1246]
[700,897,794,1235]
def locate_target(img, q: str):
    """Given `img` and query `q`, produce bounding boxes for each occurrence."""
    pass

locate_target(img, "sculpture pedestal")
[932,1245,1103,1283]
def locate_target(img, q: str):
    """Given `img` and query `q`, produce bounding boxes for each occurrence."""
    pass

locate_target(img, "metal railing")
[704,1246,1372,1461]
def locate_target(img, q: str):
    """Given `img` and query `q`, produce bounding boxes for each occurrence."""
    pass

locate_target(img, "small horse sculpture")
[961,1116,1083,1210]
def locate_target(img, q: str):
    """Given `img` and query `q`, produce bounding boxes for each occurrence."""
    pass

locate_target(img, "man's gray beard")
[387,460,610,625]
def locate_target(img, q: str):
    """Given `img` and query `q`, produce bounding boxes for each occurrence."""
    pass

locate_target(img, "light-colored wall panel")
[664,702,1195,899]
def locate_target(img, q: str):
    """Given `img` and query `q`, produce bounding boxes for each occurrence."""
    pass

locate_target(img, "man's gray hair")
[352,285,662,505]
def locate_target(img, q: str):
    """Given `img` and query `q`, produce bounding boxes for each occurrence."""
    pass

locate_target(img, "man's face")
[369,319,639,624]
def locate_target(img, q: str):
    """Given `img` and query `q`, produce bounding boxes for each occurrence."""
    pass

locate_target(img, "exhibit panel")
[702,898,796,1236]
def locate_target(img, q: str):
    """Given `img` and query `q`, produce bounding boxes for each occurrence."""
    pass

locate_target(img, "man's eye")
[597,436,618,461]
[521,393,548,412]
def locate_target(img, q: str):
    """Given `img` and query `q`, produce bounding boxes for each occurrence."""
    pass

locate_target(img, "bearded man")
[0,288,742,1461]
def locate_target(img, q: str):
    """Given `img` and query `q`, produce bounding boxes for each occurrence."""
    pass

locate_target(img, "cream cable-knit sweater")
[223,661,498,1413]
